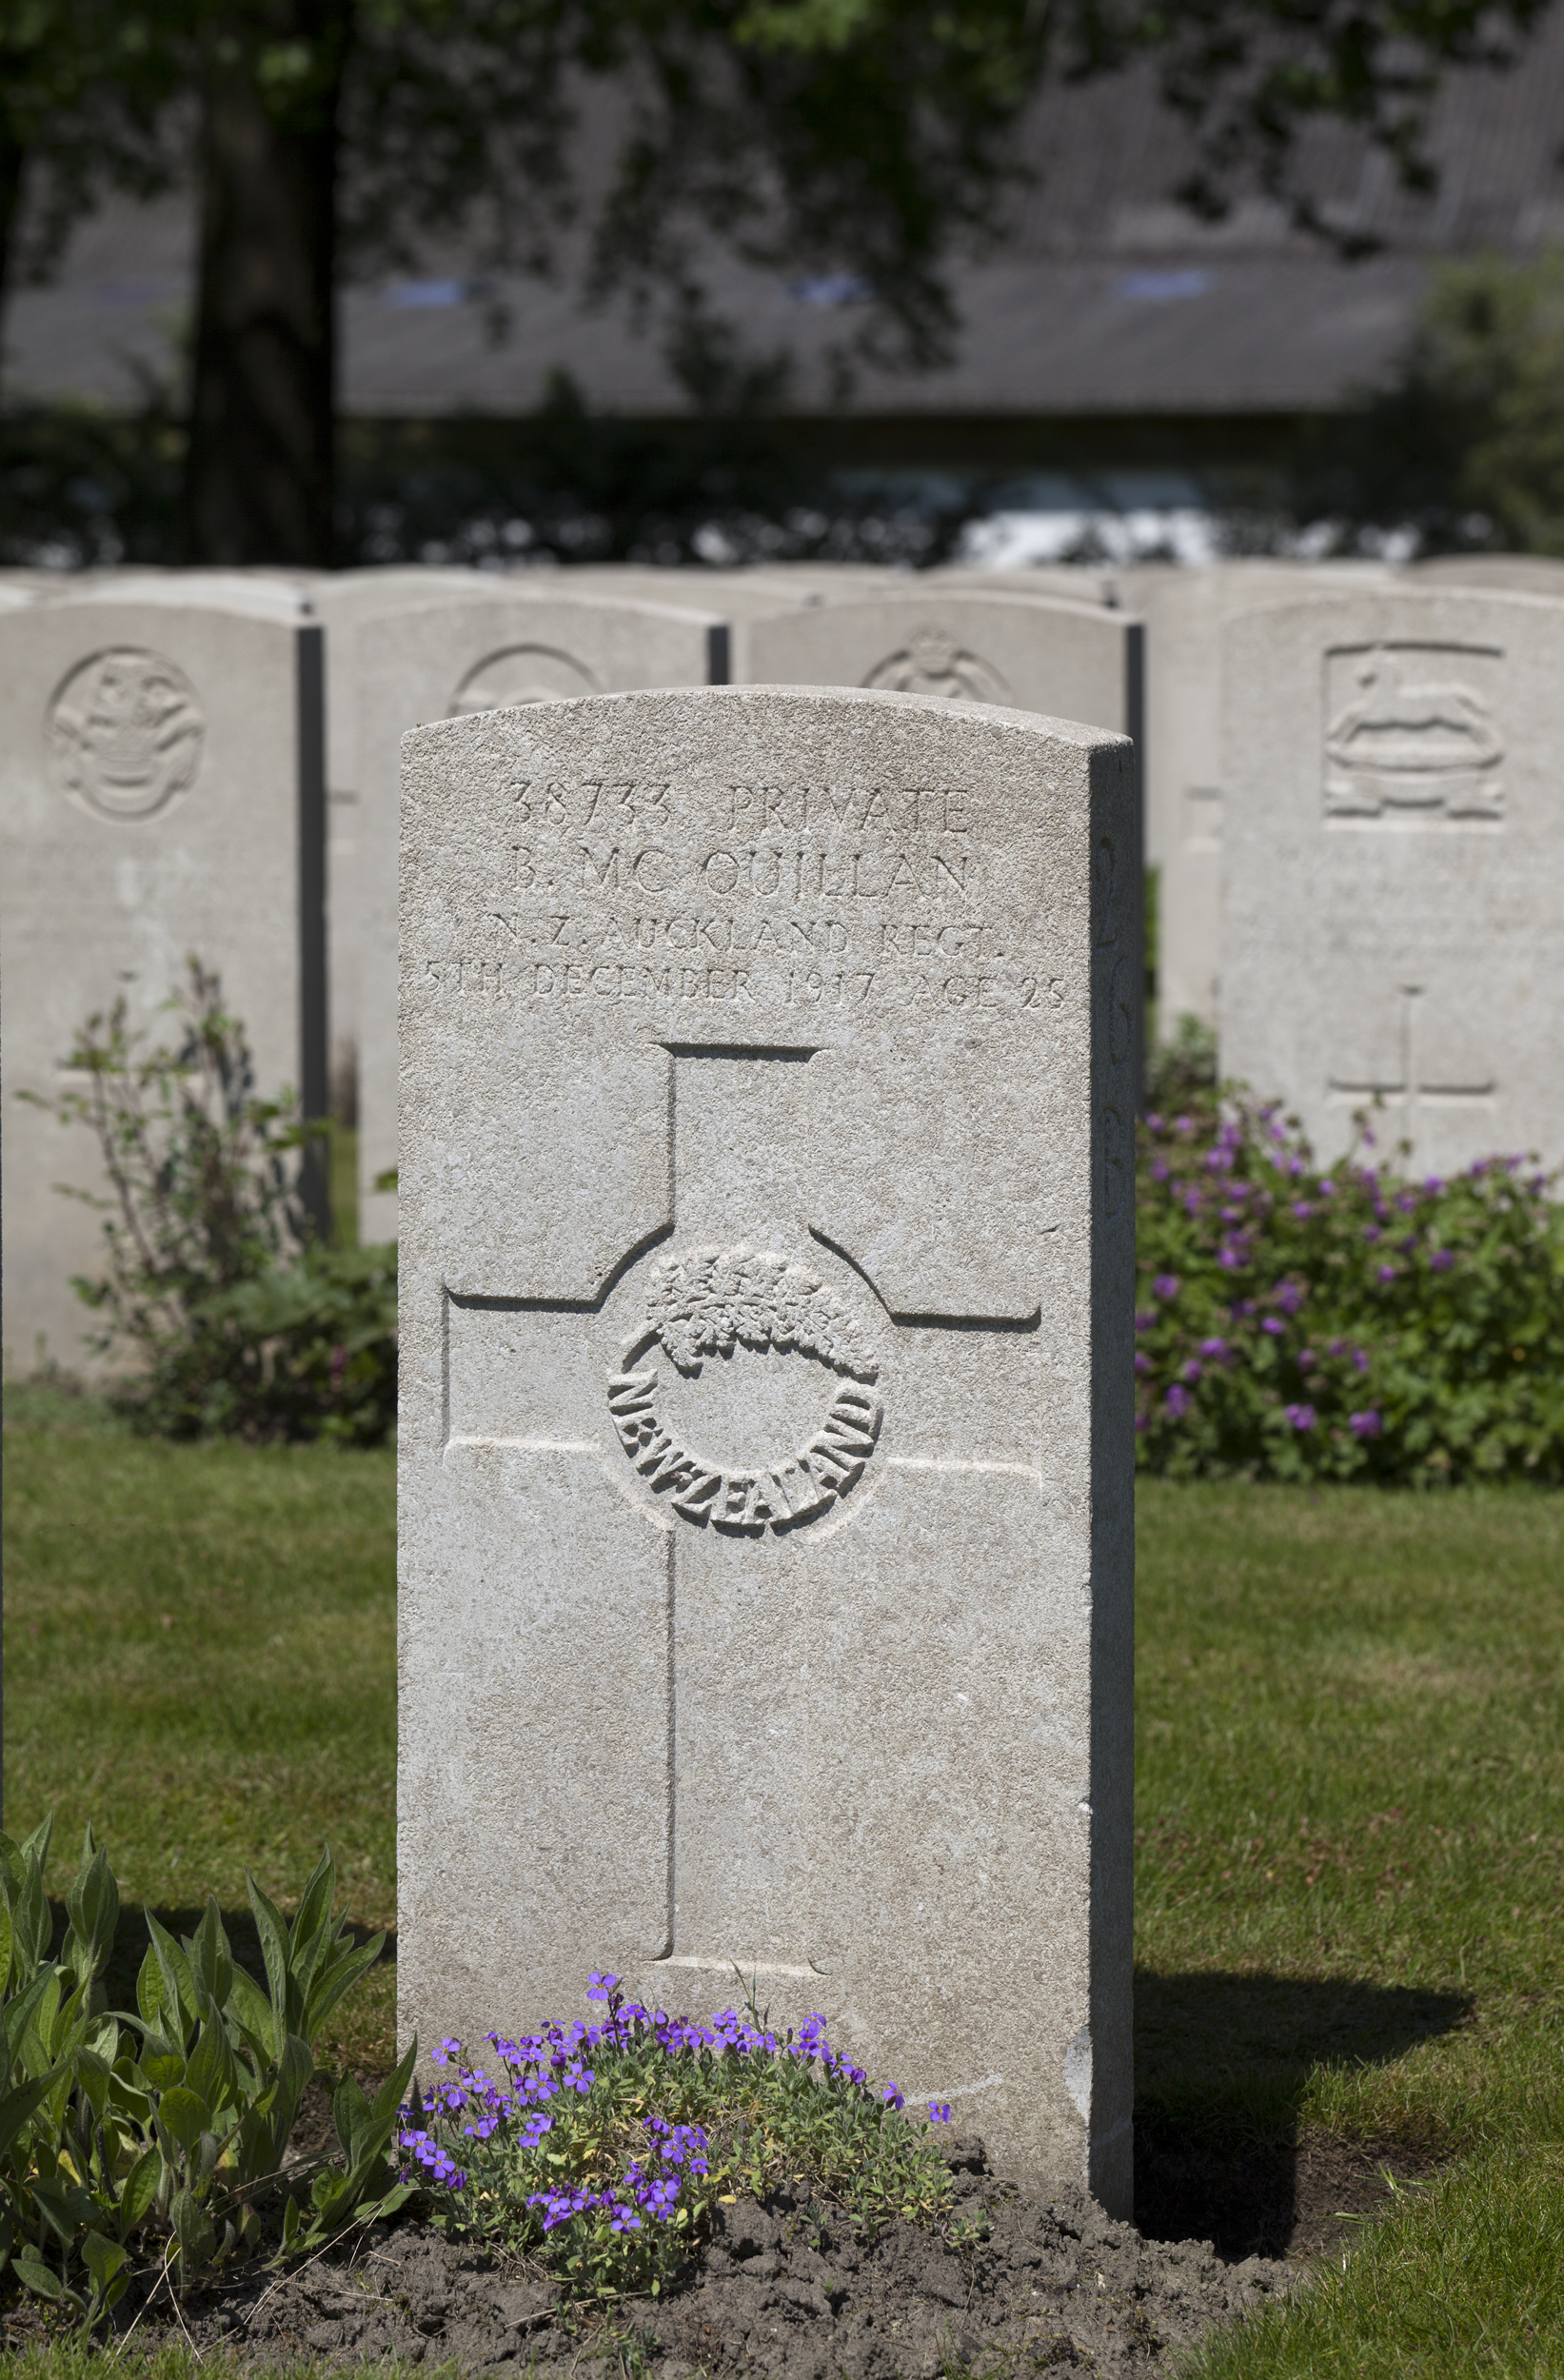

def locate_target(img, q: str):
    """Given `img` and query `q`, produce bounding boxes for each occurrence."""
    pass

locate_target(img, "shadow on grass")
[1135,1969,1471,2259]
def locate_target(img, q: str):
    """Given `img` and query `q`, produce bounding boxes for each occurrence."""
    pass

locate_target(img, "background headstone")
[353,586,735,1240]
[1221,586,1564,1173]
[0,588,327,1374]
[1118,561,1394,1040]
[1407,554,1564,597]
[397,683,1137,2207]
[734,590,1144,1096]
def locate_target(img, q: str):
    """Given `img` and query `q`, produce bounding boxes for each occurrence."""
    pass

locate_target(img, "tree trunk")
[0,104,28,371]
[179,5,351,565]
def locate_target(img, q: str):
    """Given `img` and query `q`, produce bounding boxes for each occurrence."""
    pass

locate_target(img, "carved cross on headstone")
[1328,982,1495,1160]
[445,1040,1046,1991]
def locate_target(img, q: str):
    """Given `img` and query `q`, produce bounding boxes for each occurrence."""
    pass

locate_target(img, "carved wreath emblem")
[606,1246,882,1535]
[47,647,206,821]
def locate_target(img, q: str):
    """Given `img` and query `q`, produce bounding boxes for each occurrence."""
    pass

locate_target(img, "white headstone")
[1221,587,1564,1172]
[0,591,327,1373]
[352,587,734,1240]
[397,684,1137,2208]
[735,591,1144,1092]
[1118,562,1394,1038]
[735,589,1140,740]
[1407,554,1564,597]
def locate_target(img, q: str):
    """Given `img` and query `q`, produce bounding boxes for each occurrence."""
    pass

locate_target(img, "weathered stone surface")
[397,684,1136,2208]
[1118,560,1393,1037]
[734,587,1140,746]
[1221,585,1564,1172]
[0,588,326,1374]
[1407,553,1564,596]
[354,586,730,1239]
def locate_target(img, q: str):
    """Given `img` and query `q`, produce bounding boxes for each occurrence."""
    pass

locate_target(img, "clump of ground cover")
[1136,1084,1564,1481]
[398,1973,954,2300]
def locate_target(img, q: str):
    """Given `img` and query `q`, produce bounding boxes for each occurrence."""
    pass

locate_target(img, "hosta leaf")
[225,1964,275,2060]
[135,1943,164,2032]
[170,2186,215,2282]
[185,2015,236,2117]
[64,1842,119,1987]
[288,1847,337,1978]
[145,1914,196,2047]
[245,1874,294,2035]
[81,2231,128,2292]
[119,2144,163,2231]
[187,1898,233,2013]
[157,2084,210,2157]
[0,2069,62,2160]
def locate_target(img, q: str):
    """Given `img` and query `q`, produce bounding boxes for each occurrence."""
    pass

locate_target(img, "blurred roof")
[5,3,1562,422]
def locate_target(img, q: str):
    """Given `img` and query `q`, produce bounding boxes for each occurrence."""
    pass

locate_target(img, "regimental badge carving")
[862,624,1012,706]
[47,648,205,821]
[606,1245,883,1535]
[449,645,602,714]
[1323,644,1505,822]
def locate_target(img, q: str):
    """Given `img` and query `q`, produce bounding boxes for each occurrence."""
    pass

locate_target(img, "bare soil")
[93,2134,1301,2377]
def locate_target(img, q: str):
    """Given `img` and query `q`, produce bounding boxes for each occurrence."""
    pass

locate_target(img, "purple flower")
[1218,1244,1243,1271]
[1136,1309,1157,1333]
[929,2102,953,2123]
[1261,1318,1285,1338]
[1349,1411,1382,1438]
[1151,1158,1171,1182]
[1145,1112,1164,1133]
[1299,1349,1315,1367]
[1293,1201,1314,1220]
[1276,1280,1306,1315]
[1396,1191,1418,1214]
[1282,1403,1316,1431]
[1134,1352,1153,1377]
[1363,1223,1382,1244]
[1154,1274,1180,1300]
[1423,1175,1446,1194]
[1175,1115,1193,1136]
[1165,1384,1191,1418]
[1353,1348,1371,1373]
[1182,1359,1203,1383]
[1199,1337,1229,1361]
[1430,1249,1455,1273]
[1377,1264,1397,1283]
[1319,1178,1336,1197]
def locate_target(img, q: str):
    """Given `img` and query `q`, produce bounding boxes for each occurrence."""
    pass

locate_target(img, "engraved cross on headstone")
[443,1038,1047,1999]
[1328,982,1495,1160]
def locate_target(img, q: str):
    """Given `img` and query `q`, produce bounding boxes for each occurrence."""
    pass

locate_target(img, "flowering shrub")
[1137,1093,1564,1482]
[396,1973,954,2300]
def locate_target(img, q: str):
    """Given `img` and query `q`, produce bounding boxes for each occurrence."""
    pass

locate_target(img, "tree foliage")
[1118,0,1553,249]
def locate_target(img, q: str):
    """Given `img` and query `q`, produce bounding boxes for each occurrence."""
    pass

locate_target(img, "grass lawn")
[1,1404,1562,2372]
[0,1382,396,2075]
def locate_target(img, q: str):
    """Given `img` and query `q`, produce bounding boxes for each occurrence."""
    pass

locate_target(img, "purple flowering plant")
[395,1974,954,2300]
[1137,1088,1564,1482]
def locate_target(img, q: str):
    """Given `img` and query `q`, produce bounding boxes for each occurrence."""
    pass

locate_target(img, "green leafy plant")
[0,1818,412,2319]
[27,958,397,1443]
[1136,1085,1564,1482]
